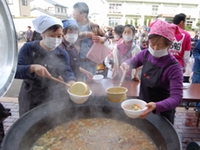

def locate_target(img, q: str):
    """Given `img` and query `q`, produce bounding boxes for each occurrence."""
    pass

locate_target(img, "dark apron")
[66,46,81,81]
[139,51,177,124]
[18,45,69,117]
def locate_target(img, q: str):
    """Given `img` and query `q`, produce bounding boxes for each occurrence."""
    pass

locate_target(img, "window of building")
[182,5,195,16]
[109,4,122,14]
[109,17,121,26]
[152,5,158,15]
[186,20,193,26]
[163,4,177,14]
[57,7,60,13]
[22,0,27,6]
[125,3,141,15]
[6,0,13,5]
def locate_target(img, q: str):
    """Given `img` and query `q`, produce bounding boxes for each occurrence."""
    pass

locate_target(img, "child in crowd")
[112,24,141,81]
[60,19,93,81]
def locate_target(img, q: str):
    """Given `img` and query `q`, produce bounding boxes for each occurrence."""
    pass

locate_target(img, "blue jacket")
[15,41,76,82]
[192,40,200,73]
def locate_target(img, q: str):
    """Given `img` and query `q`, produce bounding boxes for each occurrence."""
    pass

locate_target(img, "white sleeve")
[184,51,190,68]
[104,55,112,69]
[131,45,141,57]
[113,47,119,72]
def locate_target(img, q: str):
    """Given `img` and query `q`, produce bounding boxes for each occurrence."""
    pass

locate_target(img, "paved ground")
[175,107,200,149]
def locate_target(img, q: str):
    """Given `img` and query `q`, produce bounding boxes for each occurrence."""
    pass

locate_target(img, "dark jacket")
[60,39,81,80]
[15,41,76,116]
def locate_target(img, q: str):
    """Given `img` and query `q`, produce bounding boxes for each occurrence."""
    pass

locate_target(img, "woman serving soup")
[120,19,183,124]
[15,15,76,116]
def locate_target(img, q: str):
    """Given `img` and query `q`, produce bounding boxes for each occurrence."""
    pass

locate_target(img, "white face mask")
[148,46,168,58]
[43,36,62,50]
[65,33,78,44]
[123,35,133,42]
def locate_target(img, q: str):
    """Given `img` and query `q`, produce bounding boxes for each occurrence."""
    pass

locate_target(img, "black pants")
[183,76,190,83]
[0,122,4,144]
[160,109,175,124]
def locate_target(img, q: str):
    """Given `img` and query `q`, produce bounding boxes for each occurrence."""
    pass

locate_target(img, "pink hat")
[149,19,181,42]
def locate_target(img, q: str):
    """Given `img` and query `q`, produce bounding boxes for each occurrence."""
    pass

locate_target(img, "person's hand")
[92,35,104,43]
[58,76,64,81]
[86,71,93,81]
[87,32,94,38]
[139,102,156,119]
[30,64,51,78]
[133,75,140,82]
[120,62,130,72]
[112,68,117,80]
[67,80,76,86]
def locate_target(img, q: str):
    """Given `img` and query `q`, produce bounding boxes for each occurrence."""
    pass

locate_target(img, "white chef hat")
[32,15,63,34]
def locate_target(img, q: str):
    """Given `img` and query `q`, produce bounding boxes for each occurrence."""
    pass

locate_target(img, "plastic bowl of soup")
[106,87,128,102]
[93,74,104,83]
[121,99,147,118]
[67,90,92,104]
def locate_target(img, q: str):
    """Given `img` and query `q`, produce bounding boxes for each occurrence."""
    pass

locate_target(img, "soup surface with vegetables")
[32,118,158,150]
[124,104,142,111]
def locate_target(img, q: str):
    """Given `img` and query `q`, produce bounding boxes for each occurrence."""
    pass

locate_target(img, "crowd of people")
[15,2,200,122]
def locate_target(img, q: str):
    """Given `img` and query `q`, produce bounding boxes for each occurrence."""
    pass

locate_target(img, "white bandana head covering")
[32,15,63,34]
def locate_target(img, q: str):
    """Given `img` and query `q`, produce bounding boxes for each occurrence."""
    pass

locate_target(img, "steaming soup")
[32,118,158,150]
[124,104,142,111]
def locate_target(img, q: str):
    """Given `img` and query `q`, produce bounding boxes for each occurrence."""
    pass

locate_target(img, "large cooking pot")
[1,96,182,150]
[0,0,18,98]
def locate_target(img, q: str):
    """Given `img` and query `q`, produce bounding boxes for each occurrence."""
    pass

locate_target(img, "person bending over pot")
[120,19,183,124]
[15,15,76,116]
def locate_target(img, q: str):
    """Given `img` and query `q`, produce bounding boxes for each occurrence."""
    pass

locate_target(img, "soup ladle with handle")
[48,76,90,96]
[119,69,127,87]
[48,76,71,87]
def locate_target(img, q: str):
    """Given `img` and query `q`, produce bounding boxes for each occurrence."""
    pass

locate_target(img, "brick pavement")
[0,97,200,150]
[174,107,200,149]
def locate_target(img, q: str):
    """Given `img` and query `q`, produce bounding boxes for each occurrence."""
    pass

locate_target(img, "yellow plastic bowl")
[69,82,89,95]
[106,86,128,102]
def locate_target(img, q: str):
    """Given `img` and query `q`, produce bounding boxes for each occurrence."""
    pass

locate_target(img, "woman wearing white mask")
[112,24,141,81]
[120,19,183,124]
[60,19,93,81]
[15,15,76,116]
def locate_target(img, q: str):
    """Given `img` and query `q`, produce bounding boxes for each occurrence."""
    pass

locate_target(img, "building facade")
[105,0,200,28]
[30,0,68,19]
[6,0,31,17]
